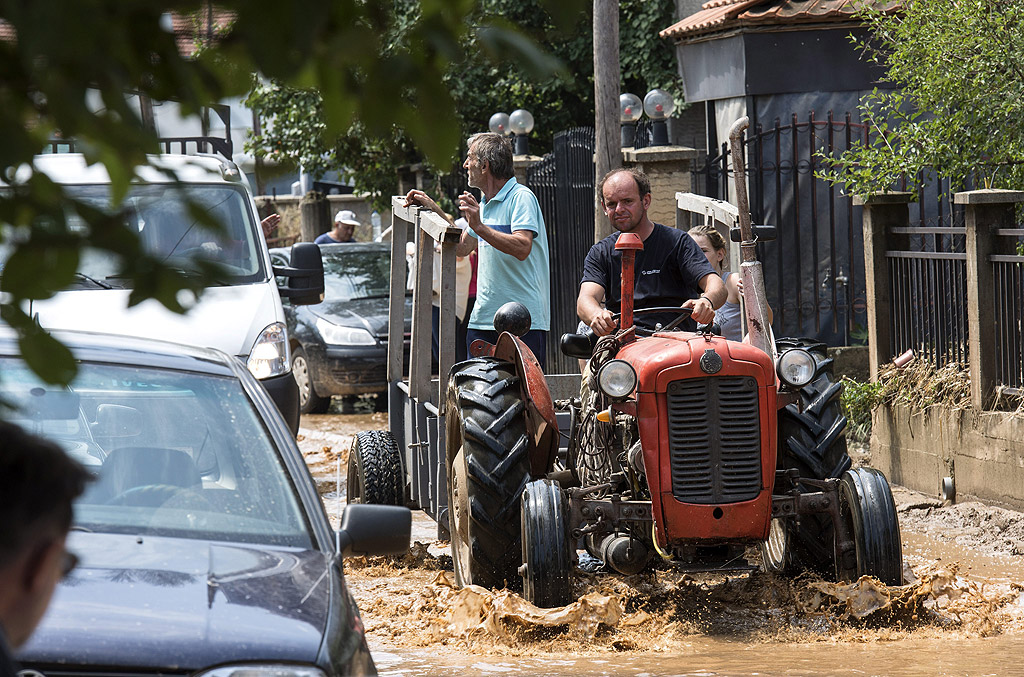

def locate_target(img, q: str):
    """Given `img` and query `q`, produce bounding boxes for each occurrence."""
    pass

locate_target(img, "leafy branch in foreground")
[0,0,582,384]
[818,0,1024,197]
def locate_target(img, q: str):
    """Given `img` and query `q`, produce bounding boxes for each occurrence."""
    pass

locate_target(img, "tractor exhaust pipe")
[615,232,644,332]
[728,117,774,356]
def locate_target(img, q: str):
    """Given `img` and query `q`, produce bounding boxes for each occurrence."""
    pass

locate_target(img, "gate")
[693,112,962,346]
[527,127,595,374]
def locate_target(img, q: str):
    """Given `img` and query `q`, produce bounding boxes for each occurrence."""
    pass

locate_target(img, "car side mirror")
[730,224,776,242]
[275,242,325,306]
[335,504,411,557]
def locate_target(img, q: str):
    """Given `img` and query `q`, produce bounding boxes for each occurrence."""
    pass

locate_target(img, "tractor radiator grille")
[665,376,762,504]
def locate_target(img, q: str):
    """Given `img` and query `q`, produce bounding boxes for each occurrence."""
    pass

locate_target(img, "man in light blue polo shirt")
[405,133,551,367]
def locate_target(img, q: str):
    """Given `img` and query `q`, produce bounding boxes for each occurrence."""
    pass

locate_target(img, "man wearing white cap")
[315,210,359,244]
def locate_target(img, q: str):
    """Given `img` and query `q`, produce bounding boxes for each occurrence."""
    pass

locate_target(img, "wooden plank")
[437,240,458,404]
[675,192,739,228]
[409,215,434,402]
[386,210,410,384]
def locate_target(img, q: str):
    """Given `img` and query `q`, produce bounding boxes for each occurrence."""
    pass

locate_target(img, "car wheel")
[445,357,531,591]
[293,347,330,414]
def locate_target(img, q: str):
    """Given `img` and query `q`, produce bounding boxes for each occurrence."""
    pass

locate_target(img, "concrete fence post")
[853,192,914,381]
[953,189,1024,410]
[300,190,330,243]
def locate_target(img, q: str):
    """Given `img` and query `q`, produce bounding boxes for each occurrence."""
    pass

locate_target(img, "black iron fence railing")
[992,228,1024,392]
[863,191,1024,409]
[886,249,968,369]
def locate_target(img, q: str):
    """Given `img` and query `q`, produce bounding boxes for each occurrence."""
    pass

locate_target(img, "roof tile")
[661,0,901,40]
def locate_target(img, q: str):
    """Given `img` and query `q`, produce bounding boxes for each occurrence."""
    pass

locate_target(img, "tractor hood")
[616,332,776,393]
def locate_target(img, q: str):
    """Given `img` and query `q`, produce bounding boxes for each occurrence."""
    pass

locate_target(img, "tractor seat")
[560,326,599,359]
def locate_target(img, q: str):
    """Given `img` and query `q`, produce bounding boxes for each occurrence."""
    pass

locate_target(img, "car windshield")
[1,357,313,549]
[322,249,390,300]
[0,183,265,287]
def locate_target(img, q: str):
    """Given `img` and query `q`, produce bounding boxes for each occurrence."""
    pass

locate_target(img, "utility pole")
[593,0,620,242]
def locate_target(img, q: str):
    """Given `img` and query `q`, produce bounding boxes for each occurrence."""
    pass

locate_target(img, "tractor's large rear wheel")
[521,479,573,608]
[775,338,853,576]
[446,358,531,590]
[837,467,903,585]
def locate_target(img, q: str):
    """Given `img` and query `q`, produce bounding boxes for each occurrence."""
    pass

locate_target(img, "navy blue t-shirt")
[581,223,715,331]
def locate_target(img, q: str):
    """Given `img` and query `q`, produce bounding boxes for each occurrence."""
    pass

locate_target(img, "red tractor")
[440,119,902,607]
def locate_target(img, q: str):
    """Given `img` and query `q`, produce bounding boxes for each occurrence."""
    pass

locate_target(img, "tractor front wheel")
[836,467,903,585]
[521,479,573,608]
[446,358,532,590]
[759,517,790,573]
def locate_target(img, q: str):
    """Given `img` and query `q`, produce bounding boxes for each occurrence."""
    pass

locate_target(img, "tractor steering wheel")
[611,306,693,336]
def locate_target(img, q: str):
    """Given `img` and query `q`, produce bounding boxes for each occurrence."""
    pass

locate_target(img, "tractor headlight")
[597,360,637,399]
[776,348,815,388]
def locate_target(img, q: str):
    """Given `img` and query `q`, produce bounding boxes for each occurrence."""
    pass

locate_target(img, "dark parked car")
[271,242,411,414]
[4,329,410,677]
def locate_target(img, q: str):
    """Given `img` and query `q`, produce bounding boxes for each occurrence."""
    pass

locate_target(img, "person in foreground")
[0,421,91,677]
[577,168,726,337]
[404,132,551,367]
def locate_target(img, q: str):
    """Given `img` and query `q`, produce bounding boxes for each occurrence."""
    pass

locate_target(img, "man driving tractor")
[577,168,726,336]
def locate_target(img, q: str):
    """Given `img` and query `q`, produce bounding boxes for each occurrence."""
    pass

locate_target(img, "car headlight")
[315,317,376,346]
[597,359,637,399]
[247,322,289,379]
[776,348,815,388]
[196,665,326,677]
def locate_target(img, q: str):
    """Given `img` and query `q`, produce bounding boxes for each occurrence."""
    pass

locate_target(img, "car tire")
[347,430,404,506]
[445,357,531,591]
[293,347,330,415]
[775,337,852,576]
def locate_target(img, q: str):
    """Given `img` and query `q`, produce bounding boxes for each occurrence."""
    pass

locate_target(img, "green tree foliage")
[0,0,581,383]
[821,0,1024,195]
[246,0,680,209]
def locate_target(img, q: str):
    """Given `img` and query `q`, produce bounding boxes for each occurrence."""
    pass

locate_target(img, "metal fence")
[865,193,1024,405]
[886,240,968,368]
[993,229,1024,392]
[528,127,596,374]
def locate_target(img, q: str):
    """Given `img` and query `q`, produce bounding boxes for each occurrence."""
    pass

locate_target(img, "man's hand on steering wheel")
[589,308,617,337]
[683,295,716,325]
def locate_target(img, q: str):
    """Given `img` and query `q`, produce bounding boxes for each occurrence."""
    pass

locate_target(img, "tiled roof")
[0,11,235,58]
[661,0,901,40]
[170,9,236,57]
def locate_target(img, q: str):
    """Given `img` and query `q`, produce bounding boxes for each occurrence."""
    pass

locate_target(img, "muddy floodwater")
[299,412,1024,676]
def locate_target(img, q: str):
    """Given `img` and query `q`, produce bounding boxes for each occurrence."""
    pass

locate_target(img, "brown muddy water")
[299,413,1024,677]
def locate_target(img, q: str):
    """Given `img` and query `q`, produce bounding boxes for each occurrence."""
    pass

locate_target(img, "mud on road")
[298,413,1024,674]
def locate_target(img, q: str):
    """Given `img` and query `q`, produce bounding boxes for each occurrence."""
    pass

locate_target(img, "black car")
[5,329,410,677]
[271,242,411,414]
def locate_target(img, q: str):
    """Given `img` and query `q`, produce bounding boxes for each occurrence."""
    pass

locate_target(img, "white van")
[3,145,323,434]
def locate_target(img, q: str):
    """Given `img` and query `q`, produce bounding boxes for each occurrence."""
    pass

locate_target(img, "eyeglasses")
[60,550,80,579]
